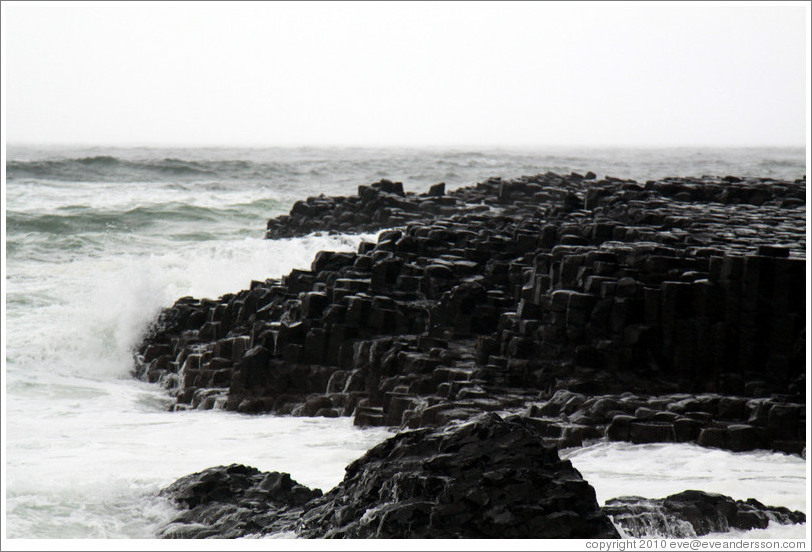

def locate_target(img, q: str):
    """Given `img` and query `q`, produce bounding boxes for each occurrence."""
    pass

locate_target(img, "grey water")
[4,145,807,539]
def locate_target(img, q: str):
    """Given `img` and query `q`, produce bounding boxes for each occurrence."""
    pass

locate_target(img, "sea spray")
[7,231,380,381]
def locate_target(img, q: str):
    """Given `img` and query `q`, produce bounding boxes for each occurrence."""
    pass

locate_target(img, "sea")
[3,145,809,544]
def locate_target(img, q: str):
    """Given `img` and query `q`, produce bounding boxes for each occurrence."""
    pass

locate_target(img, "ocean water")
[3,146,809,541]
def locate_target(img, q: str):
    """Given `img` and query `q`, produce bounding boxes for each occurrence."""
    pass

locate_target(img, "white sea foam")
[563,441,808,539]
[6,231,379,381]
[5,212,388,538]
[5,376,393,538]
[5,179,285,214]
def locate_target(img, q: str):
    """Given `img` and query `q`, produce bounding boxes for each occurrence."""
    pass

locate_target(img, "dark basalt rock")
[159,413,620,539]
[520,391,806,454]
[604,490,806,538]
[296,413,618,538]
[157,416,807,539]
[145,170,807,538]
[157,464,322,538]
[134,172,806,456]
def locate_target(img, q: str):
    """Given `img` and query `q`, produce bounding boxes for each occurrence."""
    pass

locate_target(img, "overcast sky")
[2,1,808,147]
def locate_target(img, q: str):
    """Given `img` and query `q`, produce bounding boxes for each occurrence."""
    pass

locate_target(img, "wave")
[757,158,805,169]
[5,154,366,184]
[6,198,282,237]
[7,147,806,187]
[4,156,299,182]
[75,155,119,166]
[7,156,222,180]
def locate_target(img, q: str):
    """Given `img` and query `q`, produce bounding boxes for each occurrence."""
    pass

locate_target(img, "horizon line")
[6,142,808,150]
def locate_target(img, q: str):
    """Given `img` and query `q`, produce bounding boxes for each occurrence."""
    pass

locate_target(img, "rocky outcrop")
[295,413,618,538]
[265,179,487,238]
[157,464,321,538]
[156,414,806,539]
[159,413,620,538]
[134,172,806,455]
[520,390,806,455]
[605,490,806,538]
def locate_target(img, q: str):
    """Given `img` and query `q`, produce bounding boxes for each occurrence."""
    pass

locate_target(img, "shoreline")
[135,170,806,538]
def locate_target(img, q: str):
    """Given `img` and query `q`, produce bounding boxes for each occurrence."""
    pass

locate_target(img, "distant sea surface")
[4,146,807,539]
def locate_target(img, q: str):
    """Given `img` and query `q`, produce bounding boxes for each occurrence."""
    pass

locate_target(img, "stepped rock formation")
[134,172,806,455]
[140,172,806,538]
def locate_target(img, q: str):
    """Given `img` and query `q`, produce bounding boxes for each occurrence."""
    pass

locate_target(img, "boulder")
[157,464,322,538]
[604,490,805,538]
[158,414,619,539]
[296,413,619,538]
[427,182,446,197]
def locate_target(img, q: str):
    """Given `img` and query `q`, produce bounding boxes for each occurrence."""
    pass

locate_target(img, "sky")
[1,1,809,147]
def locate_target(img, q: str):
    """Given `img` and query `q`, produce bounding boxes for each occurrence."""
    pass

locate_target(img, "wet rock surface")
[521,390,806,455]
[604,490,806,538]
[295,413,618,538]
[135,172,806,456]
[157,414,805,539]
[157,464,321,538]
[160,413,620,539]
